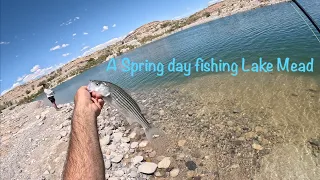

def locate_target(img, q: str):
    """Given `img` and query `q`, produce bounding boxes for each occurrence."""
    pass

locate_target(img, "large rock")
[113,132,123,142]
[252,143,263,150]
[111,155,123,163]
[244,131,257,140]
[128,132,136,139]
[139,140,148,148]
[129,171,138,178]
[121,137,130,143]
[170,168,180,177]
[99,135,110,146]
[138,162,157,174]
[159,110,165,116]
[158,157,171,169]
[132,156,144,165]
[130,142,139,149]
[178,140,186,147]
[105,160,111,169]
[114,170,124,177]
[60,131,68,137]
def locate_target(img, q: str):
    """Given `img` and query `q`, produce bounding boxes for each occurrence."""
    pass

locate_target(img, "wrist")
[73,105,97,125]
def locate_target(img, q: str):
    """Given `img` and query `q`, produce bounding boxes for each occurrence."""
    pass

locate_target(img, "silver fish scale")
[108,83,151,129]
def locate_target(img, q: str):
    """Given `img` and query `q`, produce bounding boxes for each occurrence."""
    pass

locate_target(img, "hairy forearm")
[63,107,105,180]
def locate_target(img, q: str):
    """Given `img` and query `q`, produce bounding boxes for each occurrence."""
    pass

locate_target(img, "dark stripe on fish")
[112,90,150,128]
[113,88,149,127]
[110,85,151,129]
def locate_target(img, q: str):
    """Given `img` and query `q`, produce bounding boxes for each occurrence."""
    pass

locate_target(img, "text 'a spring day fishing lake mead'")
[106,57,315,76]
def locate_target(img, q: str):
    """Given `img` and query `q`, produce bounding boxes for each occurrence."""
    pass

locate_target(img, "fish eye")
[95,82,99,85]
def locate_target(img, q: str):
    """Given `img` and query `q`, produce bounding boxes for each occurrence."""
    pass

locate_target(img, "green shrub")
[204,12,210,17]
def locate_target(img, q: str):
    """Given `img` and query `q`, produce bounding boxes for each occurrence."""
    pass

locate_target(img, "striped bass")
[87,80,160,139]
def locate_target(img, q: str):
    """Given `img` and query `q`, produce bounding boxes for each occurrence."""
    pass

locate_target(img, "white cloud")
[82,36,125,56]
[50,43,69,51]
[31,65,40,72]
[12,82,20,88]
[83,32,89,35]
[61,44,69,48]
[60,16,80,26]
[101,26,109,32]
[112,24,116,28]
[50,45,61,51]
[81,46,90,51]
[1,63,65,96]
[1,82,21,95]
[72,33,77,36]
[23,63,64,83]
[208,0,223,6]
[0,41,10,45]
[17,75,26,82]
[1,89,9,95]
[62,53,70,57]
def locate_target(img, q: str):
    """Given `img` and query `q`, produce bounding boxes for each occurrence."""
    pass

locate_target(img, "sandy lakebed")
[1,72,319,180]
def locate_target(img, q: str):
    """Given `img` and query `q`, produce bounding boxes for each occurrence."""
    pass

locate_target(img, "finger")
[91,91,103,99]
[91,91,97,98]
[91,97,102,109]
[98,99,104,108]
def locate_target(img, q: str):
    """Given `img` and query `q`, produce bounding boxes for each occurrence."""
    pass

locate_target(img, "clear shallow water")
[36,1,320,104]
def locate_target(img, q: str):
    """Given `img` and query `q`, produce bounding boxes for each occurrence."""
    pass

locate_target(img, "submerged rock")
[170,168,180,177]
[158,157,171,169]
[185,161,197,170]
[178,140,186,147]
[252,143,263,150]
[139,140,148,148]
[138,162,157,174]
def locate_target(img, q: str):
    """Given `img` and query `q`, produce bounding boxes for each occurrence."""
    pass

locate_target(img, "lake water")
[36,0,320,104]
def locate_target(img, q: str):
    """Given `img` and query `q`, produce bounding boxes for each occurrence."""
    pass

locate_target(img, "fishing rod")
[291,0,320,34]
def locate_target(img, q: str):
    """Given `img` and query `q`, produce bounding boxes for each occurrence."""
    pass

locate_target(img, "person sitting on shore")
[42,84,59,110]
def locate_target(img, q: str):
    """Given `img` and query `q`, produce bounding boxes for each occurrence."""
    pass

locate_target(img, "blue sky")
[0,0,216,95]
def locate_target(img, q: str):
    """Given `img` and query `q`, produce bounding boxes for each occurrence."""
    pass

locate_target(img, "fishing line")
[290,1,320,43]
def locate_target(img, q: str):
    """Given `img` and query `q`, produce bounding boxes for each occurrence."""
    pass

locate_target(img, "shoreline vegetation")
[0,0,289,111]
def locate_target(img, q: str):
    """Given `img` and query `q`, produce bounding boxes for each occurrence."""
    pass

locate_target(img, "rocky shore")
[1,72,319,180]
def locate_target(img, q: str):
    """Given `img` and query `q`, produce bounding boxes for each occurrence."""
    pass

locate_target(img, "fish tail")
[145,126,162,140]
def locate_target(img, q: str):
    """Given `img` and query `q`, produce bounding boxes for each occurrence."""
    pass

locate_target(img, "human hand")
[74,86,104,119]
